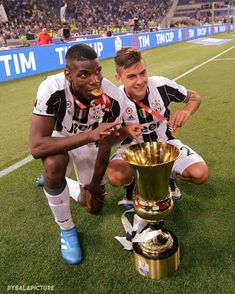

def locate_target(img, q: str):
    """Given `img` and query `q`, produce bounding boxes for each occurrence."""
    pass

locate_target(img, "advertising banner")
[0,24,231,82]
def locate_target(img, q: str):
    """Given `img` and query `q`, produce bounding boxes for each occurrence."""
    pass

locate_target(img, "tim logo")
[131,36,139,49]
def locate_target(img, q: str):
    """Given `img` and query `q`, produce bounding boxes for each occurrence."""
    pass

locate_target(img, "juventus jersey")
[33,72,125,136]
[120,76,188,145]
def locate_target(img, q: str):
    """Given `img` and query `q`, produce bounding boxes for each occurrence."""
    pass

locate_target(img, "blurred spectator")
[106,25,113,37]
[60,2,67,23]
[58,22,71,42]
[37,28,52,45]
[26,31,35,40]
[132,17,141,33]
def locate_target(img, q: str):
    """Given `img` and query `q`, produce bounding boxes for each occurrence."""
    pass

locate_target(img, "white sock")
[44,183,74,229]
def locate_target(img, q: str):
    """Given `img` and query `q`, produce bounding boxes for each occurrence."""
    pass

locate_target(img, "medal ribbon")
[132,98,167,123]
[132,98,177,136]
[72,92,111,112]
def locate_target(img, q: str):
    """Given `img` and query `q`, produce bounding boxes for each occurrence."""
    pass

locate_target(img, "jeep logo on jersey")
[141,122,160,134]
[67,122,94,134]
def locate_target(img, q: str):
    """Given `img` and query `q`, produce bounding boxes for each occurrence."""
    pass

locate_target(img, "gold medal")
[91,89,103,96]
[171,128,178,137]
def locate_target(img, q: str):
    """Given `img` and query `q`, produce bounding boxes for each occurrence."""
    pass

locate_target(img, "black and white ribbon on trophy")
[115,208,162,250]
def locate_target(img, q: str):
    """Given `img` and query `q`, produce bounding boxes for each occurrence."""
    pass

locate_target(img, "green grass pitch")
[0,33,234,293]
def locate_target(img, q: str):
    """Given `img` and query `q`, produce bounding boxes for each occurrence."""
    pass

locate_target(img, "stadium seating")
[171,0,232,26]
[0,0,232,42]
[0,0,174,42]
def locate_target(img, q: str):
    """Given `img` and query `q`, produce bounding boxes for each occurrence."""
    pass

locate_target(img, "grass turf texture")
[0,33,234,293]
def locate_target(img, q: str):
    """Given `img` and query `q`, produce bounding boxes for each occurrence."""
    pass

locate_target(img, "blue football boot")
[118,179,135,209]
[118,198,134,210]
[36,175,45,187]
[60,226,83,265]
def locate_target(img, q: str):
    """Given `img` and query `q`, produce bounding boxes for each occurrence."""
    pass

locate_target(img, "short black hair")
[65,44,98,70]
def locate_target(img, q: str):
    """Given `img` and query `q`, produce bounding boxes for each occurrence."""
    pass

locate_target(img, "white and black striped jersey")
[120,76,188,145]
[33,72,125,136]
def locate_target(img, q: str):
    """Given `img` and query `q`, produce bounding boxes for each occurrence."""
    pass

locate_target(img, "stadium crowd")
[0,0,172,43]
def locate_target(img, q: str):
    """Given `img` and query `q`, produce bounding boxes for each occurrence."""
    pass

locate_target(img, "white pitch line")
[0,155,33,178]
[213,58,235,61]
[173,45,235,81]
[1,44,235,178]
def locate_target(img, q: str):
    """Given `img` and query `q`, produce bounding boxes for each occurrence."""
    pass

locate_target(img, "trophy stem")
[149,220,164,230]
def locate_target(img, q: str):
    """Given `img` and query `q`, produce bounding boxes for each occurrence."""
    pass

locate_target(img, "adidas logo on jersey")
[127,115,135,121]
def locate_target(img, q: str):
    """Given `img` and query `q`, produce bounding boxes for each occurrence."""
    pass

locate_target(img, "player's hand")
[168,110,191,129]
[84,182,105,198]
[122,124,142,142]
[82,184,106,214]
[89,120,122,142]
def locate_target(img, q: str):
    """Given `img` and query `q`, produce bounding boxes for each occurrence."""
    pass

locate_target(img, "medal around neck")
[91,88,103,96]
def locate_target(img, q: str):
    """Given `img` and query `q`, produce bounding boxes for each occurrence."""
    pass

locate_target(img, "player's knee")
[191,165,209,184]
[195,170,208,184]
[182,163,208,184]
[107,165,131,187]
[43,153,69,182]
[106,168,121,187]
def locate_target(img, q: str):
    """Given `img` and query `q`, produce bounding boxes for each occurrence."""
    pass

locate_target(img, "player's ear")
[64,67,71,82]
[115,72,122,85]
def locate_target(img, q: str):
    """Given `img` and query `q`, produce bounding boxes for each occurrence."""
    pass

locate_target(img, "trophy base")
[133,230,180,280]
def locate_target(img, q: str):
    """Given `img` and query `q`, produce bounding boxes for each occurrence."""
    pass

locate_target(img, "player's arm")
[113,124,142,144]
[169,89,201,129]
[29,114,121,159]
[99,123,142,146]
[84,123,142,196]
[84,134,116,198]
[90,137,112,184]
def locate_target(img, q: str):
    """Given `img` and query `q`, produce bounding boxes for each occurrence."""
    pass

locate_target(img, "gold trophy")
[122,142,180,280]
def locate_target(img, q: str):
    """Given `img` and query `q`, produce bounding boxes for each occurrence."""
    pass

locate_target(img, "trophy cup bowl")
[122,142,180,279]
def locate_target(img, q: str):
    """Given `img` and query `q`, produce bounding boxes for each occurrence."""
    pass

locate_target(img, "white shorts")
[52,131,102,186]
[111,139,205,177]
